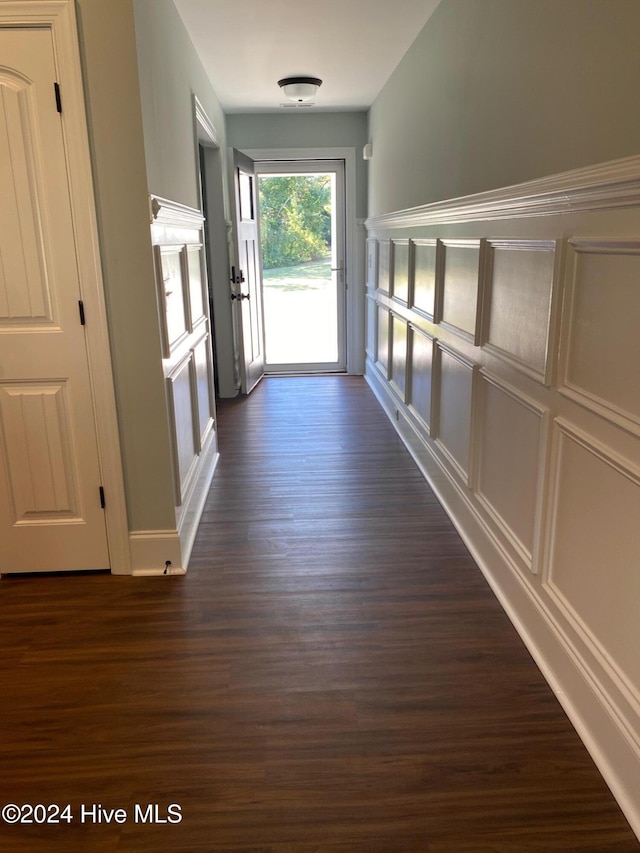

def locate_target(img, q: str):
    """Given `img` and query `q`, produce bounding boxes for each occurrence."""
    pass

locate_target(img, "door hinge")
[78,300,86,325]
[54,82,62,113]
[99,486,105,509]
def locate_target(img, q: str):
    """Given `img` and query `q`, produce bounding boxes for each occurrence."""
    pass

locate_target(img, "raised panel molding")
[151,195,219,570]
[411,239,440,321]
[365,293,376,361]
[440,239,484,343]
[432,342,476,485]
[364,154,640,837]
[473,371,548,574]
[560,240,640,436]
[482,240,561,385]
[543,419,640,722]
[407,325,435,434]
[390,313,408,399]
[377,239,390,295]
[391,239,409,304]
[366,238,378,289]
[375,304,390,377]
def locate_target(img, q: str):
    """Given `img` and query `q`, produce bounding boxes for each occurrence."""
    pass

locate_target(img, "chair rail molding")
[366,154,640,231]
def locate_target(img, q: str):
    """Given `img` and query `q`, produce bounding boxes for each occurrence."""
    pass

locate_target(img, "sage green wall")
[227,112,368,218]
[368,0,640,216]
[76,0,176,531]
[133,0,228,210]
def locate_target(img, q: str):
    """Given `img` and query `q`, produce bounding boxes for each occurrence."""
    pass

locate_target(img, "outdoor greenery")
[259,175,331,269]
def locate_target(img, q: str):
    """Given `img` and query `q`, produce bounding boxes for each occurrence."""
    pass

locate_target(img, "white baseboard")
[177,429,220,570]
[129,530,184,576]
[365,361,640,840]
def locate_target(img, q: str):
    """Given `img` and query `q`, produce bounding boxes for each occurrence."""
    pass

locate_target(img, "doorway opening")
[256,160,346,374]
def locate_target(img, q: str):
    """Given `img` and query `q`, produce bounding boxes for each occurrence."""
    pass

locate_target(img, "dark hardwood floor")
[1,376,638,852]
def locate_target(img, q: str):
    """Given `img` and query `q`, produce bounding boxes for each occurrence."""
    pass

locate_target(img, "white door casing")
[0,4,129,573]
[229,149,265,394]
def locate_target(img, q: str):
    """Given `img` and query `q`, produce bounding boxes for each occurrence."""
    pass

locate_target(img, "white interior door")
[0,27,109,573]
[229,149,265,394]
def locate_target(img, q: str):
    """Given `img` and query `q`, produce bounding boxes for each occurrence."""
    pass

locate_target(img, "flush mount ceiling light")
[278,76,322,103]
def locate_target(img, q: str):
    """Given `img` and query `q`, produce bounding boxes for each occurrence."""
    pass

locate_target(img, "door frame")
[0,1,130,573]
[256,158,347,374]
[242,147,365,375]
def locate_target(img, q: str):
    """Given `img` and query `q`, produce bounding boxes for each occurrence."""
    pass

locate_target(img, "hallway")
[0,376,637,851]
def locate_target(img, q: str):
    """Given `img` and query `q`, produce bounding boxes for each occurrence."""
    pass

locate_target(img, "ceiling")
[172,0,442,113]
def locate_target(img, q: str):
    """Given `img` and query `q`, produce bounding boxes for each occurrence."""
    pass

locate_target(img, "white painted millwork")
[0,11,128,574]
[150,196,219,571]
[365,154,640,839]
[229,149,265,394]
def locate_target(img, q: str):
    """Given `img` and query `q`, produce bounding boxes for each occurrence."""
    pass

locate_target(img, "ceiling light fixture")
[278,76,322,103]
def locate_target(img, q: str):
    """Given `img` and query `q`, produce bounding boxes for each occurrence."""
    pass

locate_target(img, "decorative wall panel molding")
[481,240,561,385]
[390,313,408,399]
[433,342,476,485]
[560,240,640,436]
[407,325,435,433]
[391,239,409,304]
[440,240,483,343]
[411,239,439,321]
[364,154,640,838]
[377,239,390,295]
[474,371,548,573]
[151,195,219,571]
[375,305,390,377]
[544,419,640,704]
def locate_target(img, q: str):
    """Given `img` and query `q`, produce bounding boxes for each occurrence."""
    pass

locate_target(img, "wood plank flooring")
[1,375,638,852]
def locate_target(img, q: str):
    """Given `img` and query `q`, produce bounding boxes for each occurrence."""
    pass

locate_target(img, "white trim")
[177,430,219,570]
[193,95,219,148]
[366,153,640,231]
[0,0,131,574]
[242,146,362,374]
[129,530,184,576]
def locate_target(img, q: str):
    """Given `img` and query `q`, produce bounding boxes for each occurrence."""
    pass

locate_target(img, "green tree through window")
[258,175,331,269]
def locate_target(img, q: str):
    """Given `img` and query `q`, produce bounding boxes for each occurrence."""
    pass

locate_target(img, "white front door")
[229,149,265,394]
[0,27,109,573]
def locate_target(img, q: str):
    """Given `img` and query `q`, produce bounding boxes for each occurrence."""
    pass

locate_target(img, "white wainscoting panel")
[366,293,376,362]
[433,343,475,484]
[392,239,409,304]
[367,238,378,288]
[391,314,408,399]
[184,244,206,327]
[193,334,215,447]
[483,240,559,384]
[544,420,640,698]
[364,154,640,838]
[440,239,483,342]
[474,372,547,572]
[376,305,390,376]
[411,239,438,320]
[378,239,390,295]
[151,196,219,571]
[560,241,640,435]
[408,325,435,433]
